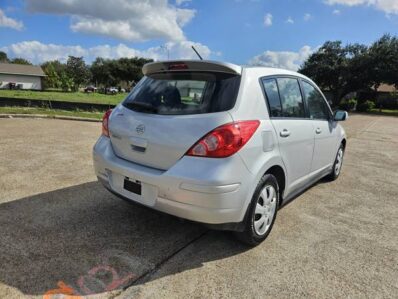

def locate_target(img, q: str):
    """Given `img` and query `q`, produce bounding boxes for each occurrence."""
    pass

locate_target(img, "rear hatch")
[108,61,242,170]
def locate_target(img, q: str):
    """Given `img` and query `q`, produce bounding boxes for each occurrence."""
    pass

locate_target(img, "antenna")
[191,46,203,60]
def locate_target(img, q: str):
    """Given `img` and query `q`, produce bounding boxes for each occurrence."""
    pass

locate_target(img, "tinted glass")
[277,78,305,118]
[123,72,241,115]
[262,78,282,117]
[301,81,330,120]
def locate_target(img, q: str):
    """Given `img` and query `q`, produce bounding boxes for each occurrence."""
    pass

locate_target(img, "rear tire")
[326,144,345,181]
[235,174,279,246]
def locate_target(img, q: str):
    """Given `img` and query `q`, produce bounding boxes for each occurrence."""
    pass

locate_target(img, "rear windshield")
[122,72,241,115]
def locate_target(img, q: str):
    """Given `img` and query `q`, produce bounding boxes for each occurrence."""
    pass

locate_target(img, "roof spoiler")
[142,60,242,76]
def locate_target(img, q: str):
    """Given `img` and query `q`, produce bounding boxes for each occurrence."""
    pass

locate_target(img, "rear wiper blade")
[125,101,158,113]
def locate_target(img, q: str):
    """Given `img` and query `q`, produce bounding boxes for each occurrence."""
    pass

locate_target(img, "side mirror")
[334,110,348,121]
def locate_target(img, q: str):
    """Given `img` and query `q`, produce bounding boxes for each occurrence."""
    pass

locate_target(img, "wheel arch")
[239,156,288,223]
[264,165,286,203]
[341,138,347,149]
[235,163,286,242]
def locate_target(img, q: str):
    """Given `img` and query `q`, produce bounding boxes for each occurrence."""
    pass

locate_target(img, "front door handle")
[280,129,291,138]
[315,128,322,134]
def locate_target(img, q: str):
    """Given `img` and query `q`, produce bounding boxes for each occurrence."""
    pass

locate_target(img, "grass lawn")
[0,89,126,105]
[0,106,103,120]
[369,109,398,117]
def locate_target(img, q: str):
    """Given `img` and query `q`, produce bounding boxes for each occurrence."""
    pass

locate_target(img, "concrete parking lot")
[0,114,397,298]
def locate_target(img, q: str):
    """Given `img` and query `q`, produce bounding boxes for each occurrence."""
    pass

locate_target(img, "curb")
[0,114,101,123]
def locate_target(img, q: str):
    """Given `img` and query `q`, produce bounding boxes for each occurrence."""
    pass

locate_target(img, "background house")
[372,84,398,109]
[376,84,397,93]
[0,63,45,90]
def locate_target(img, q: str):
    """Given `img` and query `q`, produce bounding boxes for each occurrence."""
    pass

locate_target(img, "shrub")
[356,100,375,112]
[376,94,398,110]
[339,98,357,111]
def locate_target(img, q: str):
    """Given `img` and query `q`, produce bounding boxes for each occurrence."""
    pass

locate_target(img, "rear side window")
[277,78,305,118]
[123,72,241,115]
[262,78,282,117]
[301,80,330,120]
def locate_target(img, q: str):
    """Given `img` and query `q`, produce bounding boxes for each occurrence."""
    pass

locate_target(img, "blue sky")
[0,0,397,70]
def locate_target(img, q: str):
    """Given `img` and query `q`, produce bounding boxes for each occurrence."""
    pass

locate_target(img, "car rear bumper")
[93,136,255,226]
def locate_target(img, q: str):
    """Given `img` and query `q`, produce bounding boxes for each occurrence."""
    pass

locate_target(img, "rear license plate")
[123,178,142,195]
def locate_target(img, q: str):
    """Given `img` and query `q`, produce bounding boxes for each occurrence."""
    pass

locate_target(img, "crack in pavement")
[116,229,209,297]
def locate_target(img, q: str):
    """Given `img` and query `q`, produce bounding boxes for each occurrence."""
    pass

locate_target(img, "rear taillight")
[186,120,260,158]
[102,109,112,137]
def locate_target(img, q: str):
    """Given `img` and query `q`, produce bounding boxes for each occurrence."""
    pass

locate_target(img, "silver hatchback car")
[93,60,347,245]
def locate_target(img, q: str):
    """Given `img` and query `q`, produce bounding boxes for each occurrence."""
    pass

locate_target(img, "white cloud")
[0,8,24,30]
[176,0,192,5]
[25,0,196,42]
[143,41,212,61]
[333,9,341,14]
[248,46,314,71]
[0,40,213,64]
[303,13,312,21]
[1,41,87,63]
[325,0,398,15]
[264,13,273,27]
[286,17,294,24]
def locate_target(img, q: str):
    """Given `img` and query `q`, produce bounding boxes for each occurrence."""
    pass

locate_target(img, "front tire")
[326,144,345,181]
[235,174,279,246]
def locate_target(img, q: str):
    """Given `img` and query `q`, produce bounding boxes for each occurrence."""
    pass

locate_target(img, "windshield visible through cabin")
[123,72,241,115]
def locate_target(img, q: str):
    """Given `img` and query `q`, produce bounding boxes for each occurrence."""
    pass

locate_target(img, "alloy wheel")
[335,148,344,176]
[254,185,277,236]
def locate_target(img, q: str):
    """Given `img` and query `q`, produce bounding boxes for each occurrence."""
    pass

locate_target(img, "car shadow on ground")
[0,181,250,297]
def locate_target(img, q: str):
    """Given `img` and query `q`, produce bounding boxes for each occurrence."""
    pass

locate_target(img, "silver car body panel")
[109,105,234,170]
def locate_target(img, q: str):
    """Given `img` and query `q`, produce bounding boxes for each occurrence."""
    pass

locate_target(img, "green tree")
[11,58,32,65]
[90,58,116,87]
[66,56,91,91]
[0,51,9,63]
[41,60,66,75]
[300,35,398,105]
[115,57,152,84]
[299,41,371,106]
[299,41,350,106]
[90,56,153,88]
[41,60,66,89]
[368,34,398,90]
[42,63,60,89]
[344,43,371,94]
[59,72,74,92]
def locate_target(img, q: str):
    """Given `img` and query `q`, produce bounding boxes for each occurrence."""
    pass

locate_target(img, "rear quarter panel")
[229,68,287,210]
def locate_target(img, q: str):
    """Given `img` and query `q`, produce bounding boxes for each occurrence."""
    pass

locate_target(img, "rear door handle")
[280,129,291,138]
[315,128,322,134]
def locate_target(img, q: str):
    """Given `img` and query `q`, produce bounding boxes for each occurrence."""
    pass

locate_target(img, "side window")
[262,78,282,117]
[301,81,330,120]
[277,78,305,118]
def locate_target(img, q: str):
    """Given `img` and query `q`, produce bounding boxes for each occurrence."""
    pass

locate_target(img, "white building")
[0,63,45,90]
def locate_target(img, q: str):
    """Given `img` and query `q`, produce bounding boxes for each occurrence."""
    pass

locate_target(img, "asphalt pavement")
[0,114,397,298]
